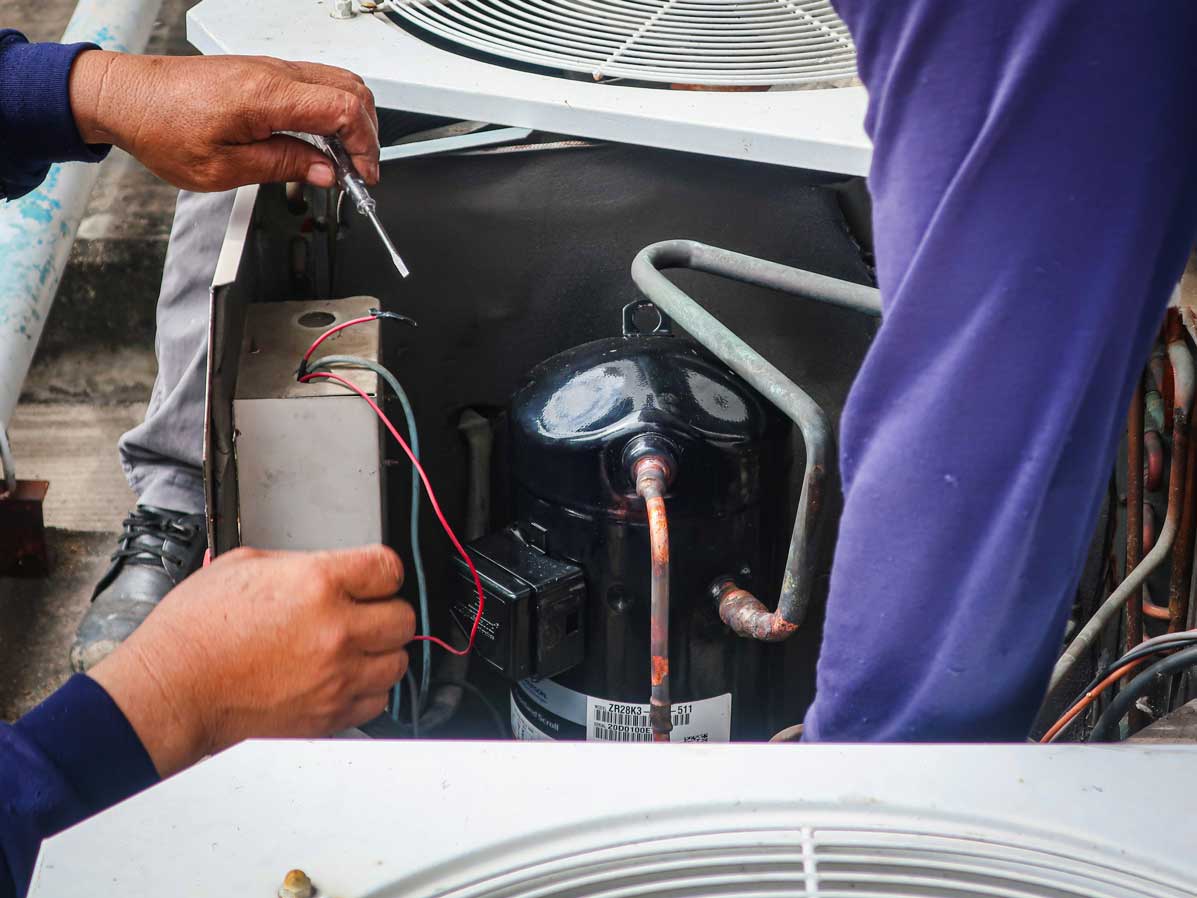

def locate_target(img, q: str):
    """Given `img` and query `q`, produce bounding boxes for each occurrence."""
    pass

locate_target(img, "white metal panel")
[29,740,1197,897]
[186,0,871,174]
[232,298,384,550]
[234,394,383,550]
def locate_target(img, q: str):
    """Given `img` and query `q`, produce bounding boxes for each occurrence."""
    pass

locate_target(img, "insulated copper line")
[634,455,673,743]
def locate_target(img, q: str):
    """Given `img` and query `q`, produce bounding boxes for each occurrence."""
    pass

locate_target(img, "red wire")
[299,370,484,656]
[301,316,379,367]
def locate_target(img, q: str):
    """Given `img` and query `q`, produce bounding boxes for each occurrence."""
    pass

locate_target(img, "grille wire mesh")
[388,0,857,87]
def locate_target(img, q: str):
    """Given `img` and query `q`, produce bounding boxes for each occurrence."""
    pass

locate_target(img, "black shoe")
[70,505,207,672]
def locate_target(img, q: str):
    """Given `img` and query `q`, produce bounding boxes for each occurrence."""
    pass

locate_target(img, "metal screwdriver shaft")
[316,135,410,278]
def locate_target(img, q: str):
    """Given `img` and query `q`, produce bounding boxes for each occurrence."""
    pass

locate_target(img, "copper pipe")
[1051,340,1194,692]
[1141,508,1172,620]
[634,455,672,743]
[1143,587,1172,620]
[1144,430,1165,492]
[1126,377,1145,654]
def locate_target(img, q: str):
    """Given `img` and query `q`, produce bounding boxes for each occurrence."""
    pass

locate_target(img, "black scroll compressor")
[450,302,793,741]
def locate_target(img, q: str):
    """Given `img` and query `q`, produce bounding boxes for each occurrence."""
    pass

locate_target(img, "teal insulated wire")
[311,355,431,719]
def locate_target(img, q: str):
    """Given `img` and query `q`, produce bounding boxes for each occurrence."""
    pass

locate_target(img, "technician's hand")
[67,52,379,192]
[89,545,413,777]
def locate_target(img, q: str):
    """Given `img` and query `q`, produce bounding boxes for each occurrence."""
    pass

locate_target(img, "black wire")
[1059,636,1197,721]
[430,678,508,738]
[1089,645,1197,741]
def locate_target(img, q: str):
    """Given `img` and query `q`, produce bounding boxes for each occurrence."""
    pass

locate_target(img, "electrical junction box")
[450,527,586,681]
[232,297,385,550]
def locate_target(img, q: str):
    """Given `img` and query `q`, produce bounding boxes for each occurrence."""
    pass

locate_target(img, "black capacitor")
[505,320,791,742]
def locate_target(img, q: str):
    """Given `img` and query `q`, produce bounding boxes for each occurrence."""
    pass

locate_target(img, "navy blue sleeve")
[804,1,1197,741]
[0,675,158,897]
[0,29,110,200]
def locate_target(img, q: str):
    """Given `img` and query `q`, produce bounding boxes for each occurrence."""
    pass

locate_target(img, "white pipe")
[0,0,164,436]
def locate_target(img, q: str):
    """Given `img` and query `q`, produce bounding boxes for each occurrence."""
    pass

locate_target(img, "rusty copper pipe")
[1144,430,1165,492]
[1126,377,1145,654]
[714,577,799,642]
[1140,349,1193,628]
[634,455,672,743]
[1052,339,1194,693]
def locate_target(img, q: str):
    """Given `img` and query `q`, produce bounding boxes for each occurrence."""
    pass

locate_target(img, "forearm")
[0,677,157,897]
[806,0,1197,740]
[3,41,378,198]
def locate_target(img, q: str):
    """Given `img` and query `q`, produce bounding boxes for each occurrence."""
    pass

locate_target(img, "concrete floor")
[0,0,194,720]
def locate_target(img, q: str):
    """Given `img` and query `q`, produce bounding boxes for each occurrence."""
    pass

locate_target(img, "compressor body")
[451,317,793,742]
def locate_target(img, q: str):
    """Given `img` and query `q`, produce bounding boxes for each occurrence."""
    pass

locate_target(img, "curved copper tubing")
[634,455,672,743]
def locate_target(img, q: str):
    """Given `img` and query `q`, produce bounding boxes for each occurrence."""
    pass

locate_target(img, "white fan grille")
[388,0,857,86]
[433,828,1192,898]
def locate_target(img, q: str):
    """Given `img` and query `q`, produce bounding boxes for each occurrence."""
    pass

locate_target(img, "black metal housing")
[450,527,587,680]
[205,142,879,738]
[507,330,792,739]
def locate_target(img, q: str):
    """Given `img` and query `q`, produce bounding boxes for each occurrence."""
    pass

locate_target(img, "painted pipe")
[0,0,164,435]
[630,239,879,640]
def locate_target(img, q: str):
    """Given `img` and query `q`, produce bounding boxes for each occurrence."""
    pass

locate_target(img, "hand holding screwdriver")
[315,134,410,278]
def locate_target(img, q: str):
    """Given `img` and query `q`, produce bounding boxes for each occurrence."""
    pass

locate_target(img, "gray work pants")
[118,189,236,514]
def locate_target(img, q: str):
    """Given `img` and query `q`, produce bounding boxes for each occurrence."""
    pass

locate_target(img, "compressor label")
[512,678,731,742]
[587,694,732,743]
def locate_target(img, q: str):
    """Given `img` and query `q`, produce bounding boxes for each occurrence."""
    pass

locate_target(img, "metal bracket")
[379,126,534,163]
[0,480,50,576]
[621,299,672,337]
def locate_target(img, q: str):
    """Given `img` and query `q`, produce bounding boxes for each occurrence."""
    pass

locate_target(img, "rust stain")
[651,655,669,686]
[645,496,670,565]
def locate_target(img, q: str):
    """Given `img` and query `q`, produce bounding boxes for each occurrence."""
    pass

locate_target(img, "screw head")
[279,869,313,898]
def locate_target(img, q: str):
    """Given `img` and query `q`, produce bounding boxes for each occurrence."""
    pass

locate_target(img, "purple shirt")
[0,28,107,199]
[0,677,156,897]
[805,1,1197,740]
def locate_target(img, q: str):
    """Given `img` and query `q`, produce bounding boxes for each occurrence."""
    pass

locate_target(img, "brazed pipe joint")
[631,449,674,742]
[713,577,799,642]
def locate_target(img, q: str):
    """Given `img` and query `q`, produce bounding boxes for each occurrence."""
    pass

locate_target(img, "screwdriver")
[313,134,410,279]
